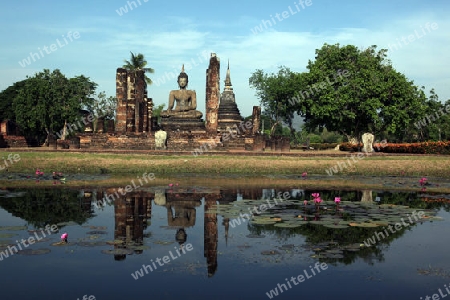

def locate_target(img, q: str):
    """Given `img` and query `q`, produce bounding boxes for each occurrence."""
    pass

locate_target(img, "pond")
[0,186,449,300]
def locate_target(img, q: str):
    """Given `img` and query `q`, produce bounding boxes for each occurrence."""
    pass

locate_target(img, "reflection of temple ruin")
[85,187,284,275]
[112,190,152,260]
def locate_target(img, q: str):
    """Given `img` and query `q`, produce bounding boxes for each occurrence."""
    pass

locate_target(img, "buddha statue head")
[177,65,188,88]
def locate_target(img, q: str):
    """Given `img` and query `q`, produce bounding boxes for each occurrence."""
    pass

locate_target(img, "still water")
[0,186,449,300]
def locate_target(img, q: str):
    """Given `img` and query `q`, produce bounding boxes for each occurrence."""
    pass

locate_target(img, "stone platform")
[160,118,205,132]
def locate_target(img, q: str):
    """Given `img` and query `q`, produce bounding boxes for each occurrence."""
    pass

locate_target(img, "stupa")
[217,61,244,133]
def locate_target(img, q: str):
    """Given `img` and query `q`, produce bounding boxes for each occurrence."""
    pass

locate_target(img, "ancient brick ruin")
[1,52,288,152]
[115,69,152,133]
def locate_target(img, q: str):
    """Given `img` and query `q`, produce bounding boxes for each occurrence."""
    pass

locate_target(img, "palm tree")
[122,52,154,85]
[122,52,155,132]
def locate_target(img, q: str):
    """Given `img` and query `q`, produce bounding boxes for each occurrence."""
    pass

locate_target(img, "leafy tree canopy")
[249,43,431,142]
[12,69,97,141]
[0,80,27,121]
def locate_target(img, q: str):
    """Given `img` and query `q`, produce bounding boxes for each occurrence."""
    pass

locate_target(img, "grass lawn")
[0,149,449,191]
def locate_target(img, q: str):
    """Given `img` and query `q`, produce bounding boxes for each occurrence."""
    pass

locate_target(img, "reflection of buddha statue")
[176,228,187,246]
[167,204,197,228]
[161,65,203,119]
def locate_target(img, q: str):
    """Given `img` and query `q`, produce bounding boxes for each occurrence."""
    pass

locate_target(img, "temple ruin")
[1,53,288,152]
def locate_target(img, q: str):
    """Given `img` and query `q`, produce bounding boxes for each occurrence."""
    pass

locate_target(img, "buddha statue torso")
[161,67,202,119]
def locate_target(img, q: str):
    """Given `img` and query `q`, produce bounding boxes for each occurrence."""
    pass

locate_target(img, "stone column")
[205,53,220,134]
[134,70,146,133]
[115,68,128,133]
[127,72,136,133]
[204,194,218,277]
[252,106,261,135]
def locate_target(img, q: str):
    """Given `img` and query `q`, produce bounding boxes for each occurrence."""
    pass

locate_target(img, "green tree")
[249,66,301,137]
[12,69,96,143]
[87,92,117,132]
[0,80,27,122]
[123,52,155,85]
[249,44,430,143]
[151,103,165,124]
[300,44,428,142]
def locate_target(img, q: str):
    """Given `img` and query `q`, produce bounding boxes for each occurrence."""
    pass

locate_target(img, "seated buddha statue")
[161,65,203,119]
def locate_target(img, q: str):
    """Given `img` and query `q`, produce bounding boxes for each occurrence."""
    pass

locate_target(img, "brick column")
[115,68,128,133]
[205,53,220,134]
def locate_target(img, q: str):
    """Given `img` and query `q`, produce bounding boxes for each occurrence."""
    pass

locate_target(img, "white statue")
[362,133,374,153]
[155,129,167,150]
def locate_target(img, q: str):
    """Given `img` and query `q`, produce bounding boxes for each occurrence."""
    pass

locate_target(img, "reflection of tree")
[0,188,91,228]
[247,220,415,266]
[242,189,443,266]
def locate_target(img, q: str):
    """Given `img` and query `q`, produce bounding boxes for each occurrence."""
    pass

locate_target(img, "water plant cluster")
[208,195,441,260]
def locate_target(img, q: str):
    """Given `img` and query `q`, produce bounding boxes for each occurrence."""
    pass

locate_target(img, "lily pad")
[56,221,79,227]
[274,223,302,228]
[84,226,108,230]
[86,231,108,235]
[261,250,281,255]
[246,234,266,238]
[77,241,107,247]
[0,226,27,231]
[18,248,51,255]
[106,240,124,245]
[324,253,345,259]
[51,241,74,247]
[279,244,295,250]
[323,224,348,229]
[351,222,379,228]
[251,220,277,225]
[0,240,13,247]
[154,240,174,245]
[128,245,150,251]
[0,233,17,238]
[101,249,133,255]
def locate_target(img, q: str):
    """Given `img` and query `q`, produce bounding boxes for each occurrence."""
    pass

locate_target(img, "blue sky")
[1,0,449,120]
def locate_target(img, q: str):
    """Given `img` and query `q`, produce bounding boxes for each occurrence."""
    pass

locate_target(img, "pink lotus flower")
[312,193,319,198]
[168,183,173,187]
[419,177,427,186]
[61,233,68,242]
[303,200,308,205]
[301,172,307,178]
[334,197,341,203]
[314,197,322,204]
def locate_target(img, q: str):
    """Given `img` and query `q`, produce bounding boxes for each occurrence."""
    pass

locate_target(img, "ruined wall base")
[74,131,261,152]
